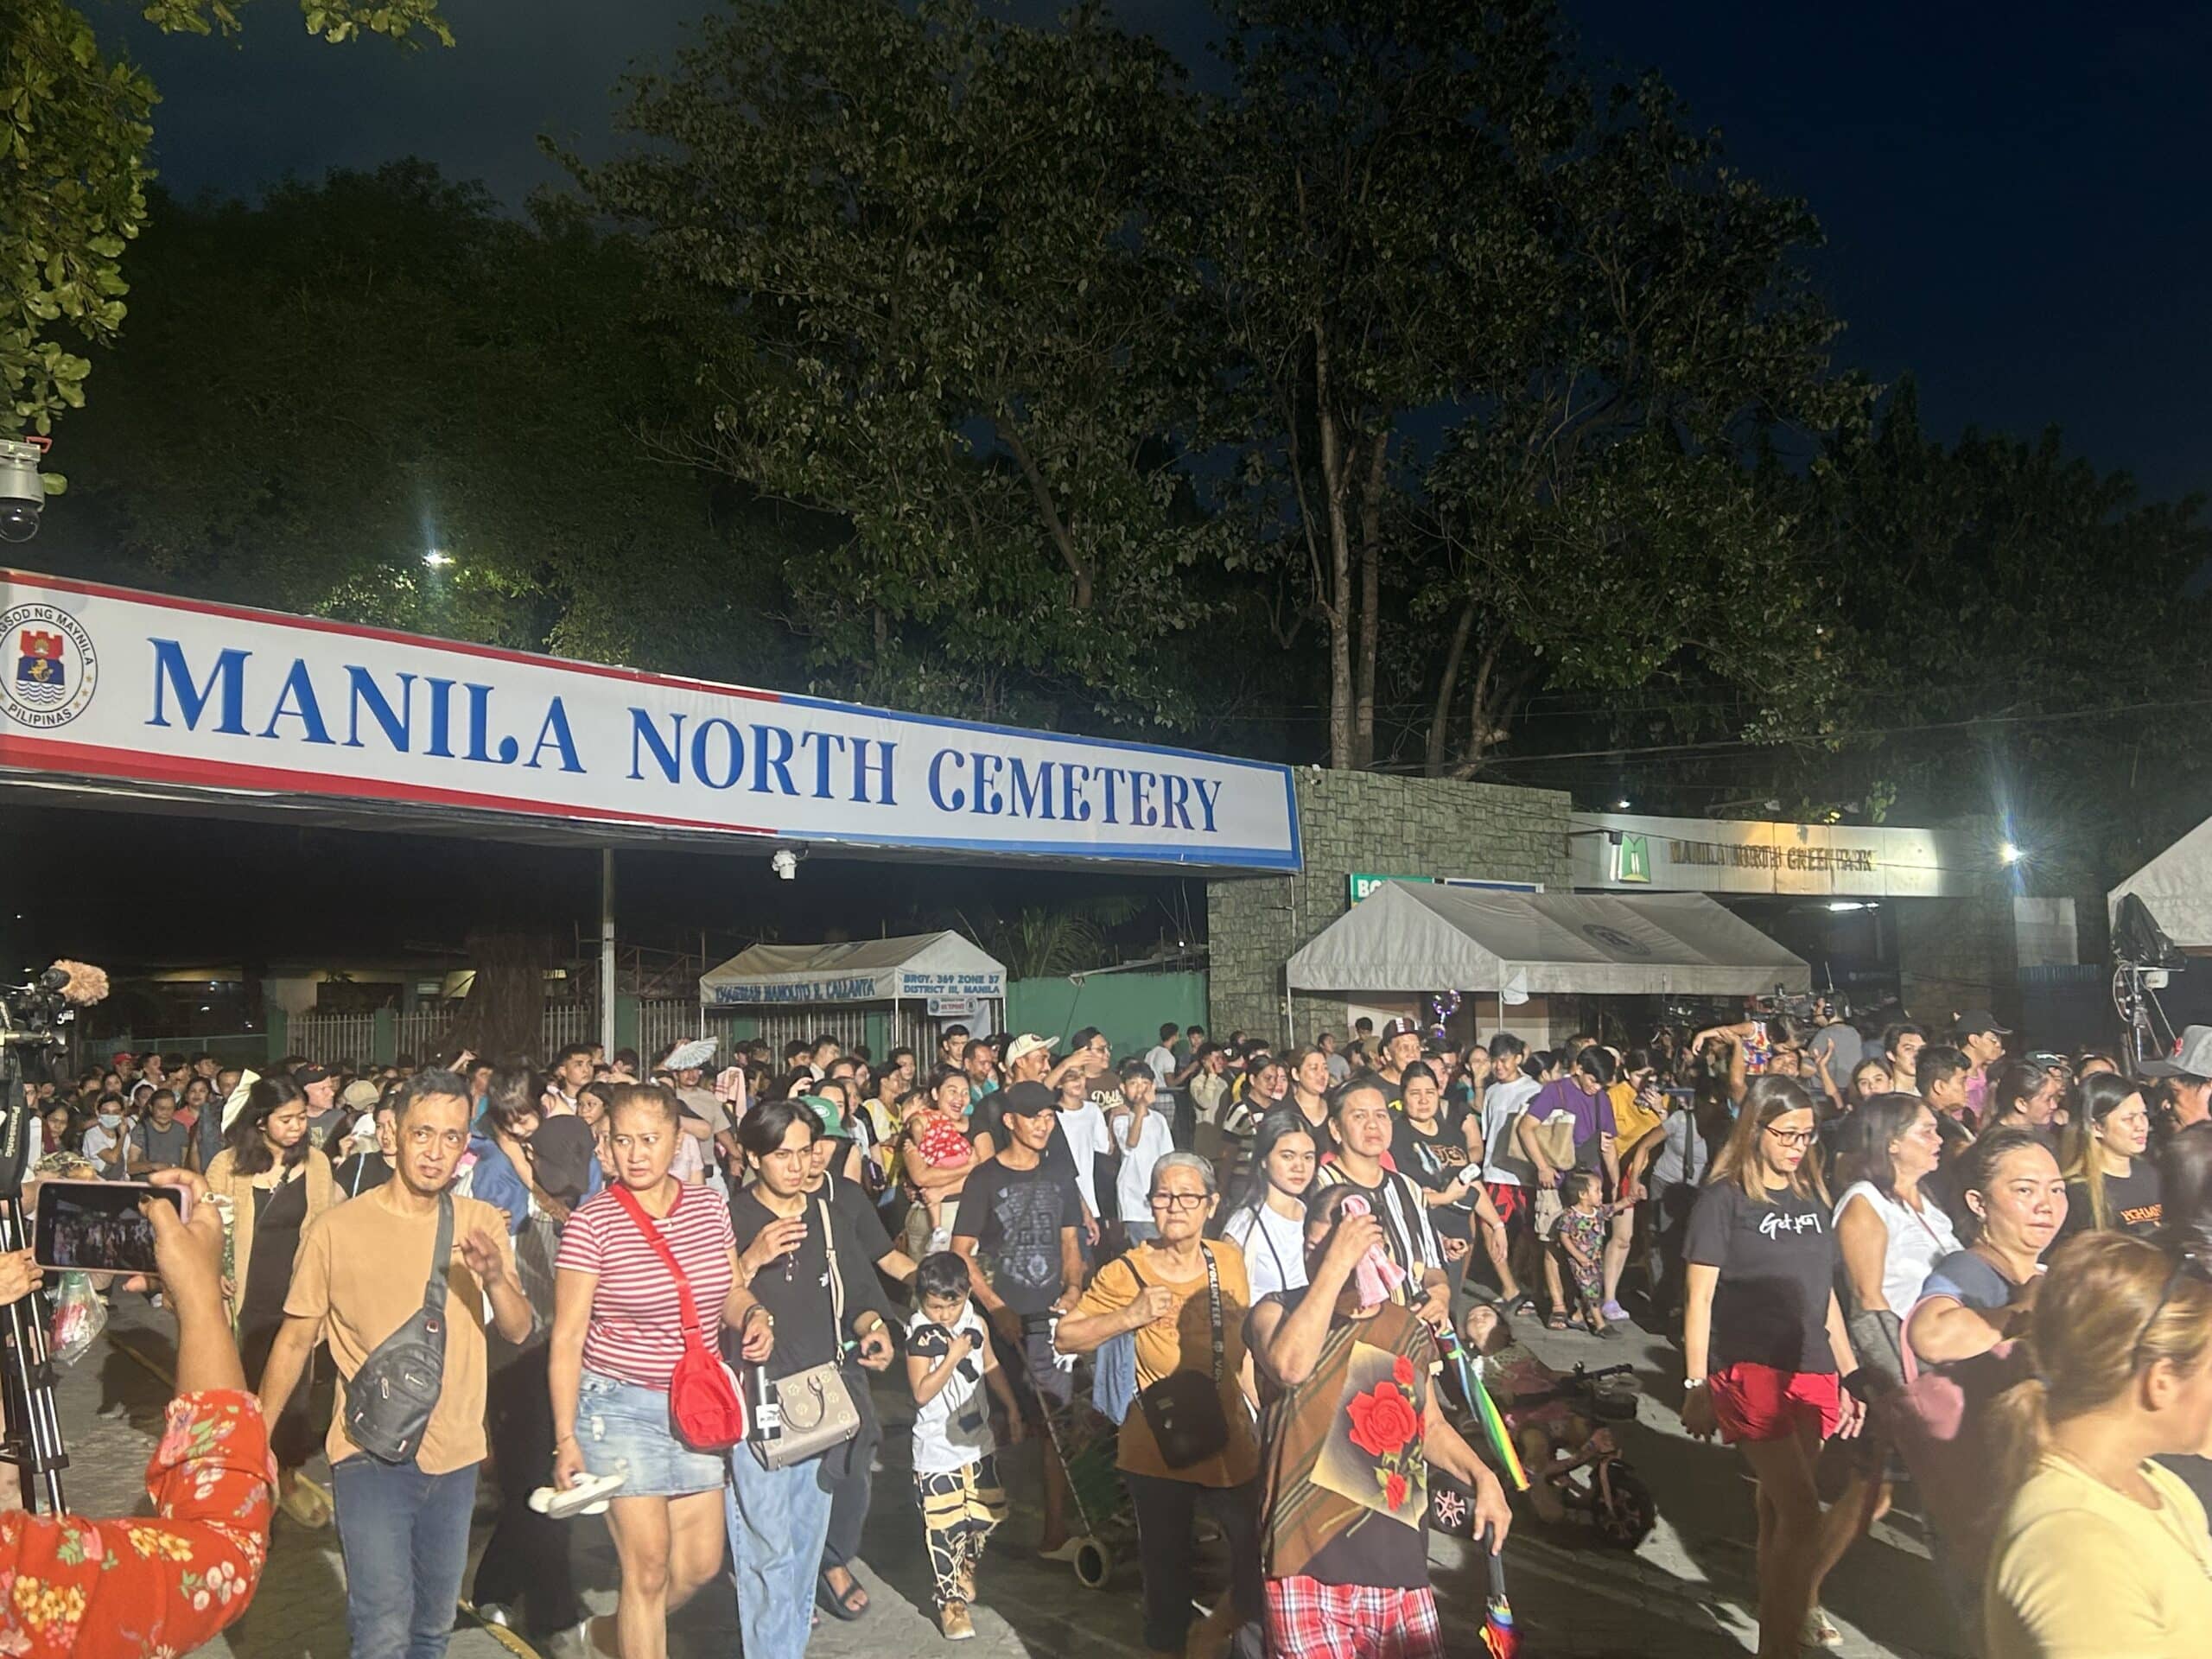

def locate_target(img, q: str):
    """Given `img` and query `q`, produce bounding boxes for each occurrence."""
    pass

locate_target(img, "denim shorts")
[577,1369,728,1497]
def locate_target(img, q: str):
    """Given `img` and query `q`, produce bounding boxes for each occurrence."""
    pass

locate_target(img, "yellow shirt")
[1609,1083,1665,1156]
[284,1184,518,1475]
[1071,1240,1261,1489]
[1985,1454,2212,1657]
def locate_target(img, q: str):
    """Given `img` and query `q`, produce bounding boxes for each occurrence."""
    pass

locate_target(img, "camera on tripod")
[0,960,107,1050]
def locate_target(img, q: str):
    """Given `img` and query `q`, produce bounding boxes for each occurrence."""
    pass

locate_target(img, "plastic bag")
[50,1272,106,1364]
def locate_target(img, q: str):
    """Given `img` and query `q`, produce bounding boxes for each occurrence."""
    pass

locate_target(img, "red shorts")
[1707,1362,1841,1445]
[1264,1578,1444,1659]
[1484,1181,1526,1225]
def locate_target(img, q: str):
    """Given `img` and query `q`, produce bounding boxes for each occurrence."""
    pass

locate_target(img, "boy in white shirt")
[1109,1060,1175,1243]
[906,1251,1024,1641]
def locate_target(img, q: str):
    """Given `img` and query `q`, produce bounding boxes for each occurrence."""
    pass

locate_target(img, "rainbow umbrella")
[1454,1349,1529,1493]
[1478,1536,1520,1658]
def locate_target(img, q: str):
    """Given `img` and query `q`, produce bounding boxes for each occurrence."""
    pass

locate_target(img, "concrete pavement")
[60,1296,1969,1658]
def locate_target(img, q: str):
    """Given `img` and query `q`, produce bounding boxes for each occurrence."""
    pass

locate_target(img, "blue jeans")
[725,1449,834,1656]
[332,1455,479,1659]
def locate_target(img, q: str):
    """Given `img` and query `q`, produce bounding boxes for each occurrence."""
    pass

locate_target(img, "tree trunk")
[1313,325,1356,769]
[1425,597,1477,776]
[1353,431,1387,769]
[999,421,1094,609]
[437,929,550,1066]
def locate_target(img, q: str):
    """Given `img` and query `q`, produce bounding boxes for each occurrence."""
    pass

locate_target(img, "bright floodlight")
[2000,841,2024,866]
[423,549,454,569]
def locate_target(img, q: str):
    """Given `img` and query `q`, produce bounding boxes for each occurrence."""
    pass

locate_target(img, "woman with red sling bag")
[550,1084,774,1659]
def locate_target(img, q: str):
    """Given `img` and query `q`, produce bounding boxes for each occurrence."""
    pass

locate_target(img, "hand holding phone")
[34,1179,188,1274]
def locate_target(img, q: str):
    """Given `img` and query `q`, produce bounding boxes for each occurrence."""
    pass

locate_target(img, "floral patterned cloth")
[0,1389,273,1656]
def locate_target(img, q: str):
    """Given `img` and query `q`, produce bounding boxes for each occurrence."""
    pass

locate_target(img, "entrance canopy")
[1287,882,1808,998]
[2111,820,2212,950]
[701,931,1006,1007]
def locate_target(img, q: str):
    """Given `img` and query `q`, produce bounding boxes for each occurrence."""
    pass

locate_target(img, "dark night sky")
[108,1,2212,505]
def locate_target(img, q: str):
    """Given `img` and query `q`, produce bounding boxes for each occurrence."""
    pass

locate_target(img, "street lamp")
[423,549,454,569]
[1999,841,2024,866]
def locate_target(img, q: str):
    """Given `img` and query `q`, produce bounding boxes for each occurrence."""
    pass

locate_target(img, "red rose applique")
[1393,1354,1416,1388]
[1346,1381,1421,1459]
[1384,1470,1409,1511]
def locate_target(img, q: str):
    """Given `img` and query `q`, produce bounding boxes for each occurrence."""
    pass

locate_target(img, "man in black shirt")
[951,1080,1084,1557]
[331,1097,397,1198]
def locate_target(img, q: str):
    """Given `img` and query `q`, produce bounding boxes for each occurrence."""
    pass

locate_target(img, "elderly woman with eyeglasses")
[1057,1152,1261,1659]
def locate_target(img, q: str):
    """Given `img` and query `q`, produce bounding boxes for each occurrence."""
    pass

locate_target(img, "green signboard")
[1348,872,1434,904]
[1613,834,1652,884]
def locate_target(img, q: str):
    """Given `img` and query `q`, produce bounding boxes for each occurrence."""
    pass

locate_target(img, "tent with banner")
[699,931,1007,1058]
[1287,881,1808,1004]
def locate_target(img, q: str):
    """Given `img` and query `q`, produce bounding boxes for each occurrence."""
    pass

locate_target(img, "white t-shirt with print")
[906,1306,996,1473]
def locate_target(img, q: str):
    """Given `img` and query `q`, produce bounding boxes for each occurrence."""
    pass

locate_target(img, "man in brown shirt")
[258,1069,531,1659]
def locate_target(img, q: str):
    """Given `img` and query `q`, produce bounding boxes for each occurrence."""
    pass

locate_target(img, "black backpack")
[341,1191,453,1464]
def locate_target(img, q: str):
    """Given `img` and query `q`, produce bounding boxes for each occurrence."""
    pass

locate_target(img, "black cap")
[999,1081,1057,1119]
[1953,1010,2012,1040]
[294,1065,332,1087]
[1381,1017,1422,1040]
[528,1116,596,1205]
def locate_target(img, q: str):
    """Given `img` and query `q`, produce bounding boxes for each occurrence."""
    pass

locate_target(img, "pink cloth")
[1339,1193,1407,1308]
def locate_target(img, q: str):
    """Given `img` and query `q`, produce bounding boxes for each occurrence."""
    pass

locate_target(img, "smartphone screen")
[34,1180,183,1274]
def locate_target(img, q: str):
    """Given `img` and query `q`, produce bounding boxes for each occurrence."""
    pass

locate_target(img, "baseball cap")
[1953,1010,2012,1040]
[340,1078,381,1109]
[2139,1026,2212,1081]
[998,1081,1057,1119]
[1004,1033,1056,1066]
[109,1051,133,1067]
[294,1065,332,1088]
[799,1093,849,1139]
[1381,1017,1422,1040]
[528,1116,597,1207]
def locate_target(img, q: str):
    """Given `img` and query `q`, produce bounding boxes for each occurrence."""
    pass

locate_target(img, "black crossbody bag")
[342,1191,453,1464]
[1135,1244,1229,1470]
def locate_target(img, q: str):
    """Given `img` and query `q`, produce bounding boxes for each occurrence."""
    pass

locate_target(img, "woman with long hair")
[550,1084,772,1659]
[2059,1072,2164,1239]
[1282,1047,1332,1144]
[1220,1109,1319,1300]
[203,1071,335,1527]
[1836,1094,1961,1375]
[1981,1232,2212,1655]
[1680,1076,1865,1657]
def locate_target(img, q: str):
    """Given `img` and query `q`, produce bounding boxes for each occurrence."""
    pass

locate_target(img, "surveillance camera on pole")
[0,438,47,544]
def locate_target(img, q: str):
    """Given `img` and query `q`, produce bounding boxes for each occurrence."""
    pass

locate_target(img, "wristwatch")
[1681,1376,1707,1392]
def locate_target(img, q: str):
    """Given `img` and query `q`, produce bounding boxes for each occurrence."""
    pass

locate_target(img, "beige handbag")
[751,1200,861,1470]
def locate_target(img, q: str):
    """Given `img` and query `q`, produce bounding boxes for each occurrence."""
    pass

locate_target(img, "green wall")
[1006,971,1209,1061]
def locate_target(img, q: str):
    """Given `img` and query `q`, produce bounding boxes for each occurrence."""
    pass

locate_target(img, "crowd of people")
[31,1001,2212,1659]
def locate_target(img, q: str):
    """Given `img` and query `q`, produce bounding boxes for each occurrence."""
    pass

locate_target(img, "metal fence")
[284,1013,378,1065]
[636,999,706,1068]
[287,1004,604,1068]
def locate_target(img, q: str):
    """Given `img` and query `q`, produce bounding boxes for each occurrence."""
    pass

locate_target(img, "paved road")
[61,1298,1968,1658]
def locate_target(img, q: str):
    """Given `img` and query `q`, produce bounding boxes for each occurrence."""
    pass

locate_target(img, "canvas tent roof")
[1286,882,1808,998]
[2111,819,2212,951]
[700,931,1006,1007]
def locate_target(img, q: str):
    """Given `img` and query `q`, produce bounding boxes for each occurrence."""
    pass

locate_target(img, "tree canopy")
[2,0,448,455]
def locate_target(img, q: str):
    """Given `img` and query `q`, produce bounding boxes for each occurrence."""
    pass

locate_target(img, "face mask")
[98,1113,121,1128]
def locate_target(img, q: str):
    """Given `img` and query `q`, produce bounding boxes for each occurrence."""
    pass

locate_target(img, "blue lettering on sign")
[130,641,1260,856]
[147,640,248,734]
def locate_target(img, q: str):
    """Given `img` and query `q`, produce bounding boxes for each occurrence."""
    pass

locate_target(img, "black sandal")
[816,1568,869,1621]
[1546,1311,1569,1331]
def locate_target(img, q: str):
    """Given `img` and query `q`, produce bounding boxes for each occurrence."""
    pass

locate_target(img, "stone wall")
[1205,769,1572,1041]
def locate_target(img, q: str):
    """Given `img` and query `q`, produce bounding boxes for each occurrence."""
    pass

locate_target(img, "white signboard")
[1567,811,1981,899]
[0,571,1301,871]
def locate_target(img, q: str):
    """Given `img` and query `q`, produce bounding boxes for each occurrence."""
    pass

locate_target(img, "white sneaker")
[530,1471,626,1518]
[1800,1605,1844,1649]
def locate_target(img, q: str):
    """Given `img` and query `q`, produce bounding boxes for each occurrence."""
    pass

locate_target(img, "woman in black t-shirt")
[2059,1072,2164,1239]
[1681,1077,1865,1659]
[1388,1063,1510,1300]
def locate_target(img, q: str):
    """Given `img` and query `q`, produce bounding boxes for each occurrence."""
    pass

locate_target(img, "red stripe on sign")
[0,734,781,838]
[0,567,787,706]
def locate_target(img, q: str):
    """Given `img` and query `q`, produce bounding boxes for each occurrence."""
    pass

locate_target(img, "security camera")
[771,848,799,881]
[0,438,46,544]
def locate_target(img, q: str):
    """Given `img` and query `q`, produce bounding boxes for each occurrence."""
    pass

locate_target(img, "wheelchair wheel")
[1072,1535,1114,1589]
[1594,1463,1657,1549]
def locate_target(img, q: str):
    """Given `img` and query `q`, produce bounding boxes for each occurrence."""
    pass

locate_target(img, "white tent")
[2111,821,2212,950]
[700,931,1007,1008]
[1287,881,1808,998]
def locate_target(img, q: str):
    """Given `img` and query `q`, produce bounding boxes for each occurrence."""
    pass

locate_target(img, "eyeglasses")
[1150,1192,1209,1211]
[1762,1126,1815,1147]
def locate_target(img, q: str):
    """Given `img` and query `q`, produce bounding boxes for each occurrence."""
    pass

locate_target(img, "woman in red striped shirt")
[550,1084,773,1659]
